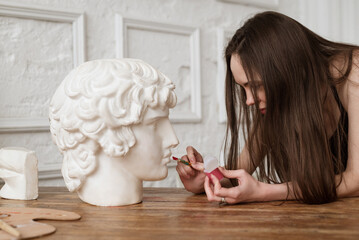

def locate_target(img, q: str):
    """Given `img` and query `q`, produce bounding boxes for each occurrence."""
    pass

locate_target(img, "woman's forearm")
[259,182,296,202]
[258,171,359,202]
[336,171,359,197]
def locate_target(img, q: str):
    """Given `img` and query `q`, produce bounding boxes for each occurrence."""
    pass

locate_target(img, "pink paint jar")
[203,155,223,183]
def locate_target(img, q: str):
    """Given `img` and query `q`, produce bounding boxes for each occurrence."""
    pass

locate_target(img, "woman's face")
[230,54,267,114]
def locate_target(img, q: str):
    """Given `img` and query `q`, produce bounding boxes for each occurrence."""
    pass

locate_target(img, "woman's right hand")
[176,146,206,194]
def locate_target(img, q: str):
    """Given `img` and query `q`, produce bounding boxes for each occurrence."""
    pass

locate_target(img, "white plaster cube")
[0,147,38,200]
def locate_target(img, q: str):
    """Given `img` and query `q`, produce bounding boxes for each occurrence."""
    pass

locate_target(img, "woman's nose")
[246,91,255,106]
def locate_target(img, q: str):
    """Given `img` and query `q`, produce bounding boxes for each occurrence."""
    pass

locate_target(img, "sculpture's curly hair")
[49,59,176,191]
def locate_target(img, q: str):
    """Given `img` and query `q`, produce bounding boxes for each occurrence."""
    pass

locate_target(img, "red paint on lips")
[260,108,266,114]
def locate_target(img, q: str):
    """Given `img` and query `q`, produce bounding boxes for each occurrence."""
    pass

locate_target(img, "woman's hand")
[176,146,206,194]
[204,167,265,204]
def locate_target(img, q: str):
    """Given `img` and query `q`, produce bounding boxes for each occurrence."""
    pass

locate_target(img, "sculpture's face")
[122,106,179,181]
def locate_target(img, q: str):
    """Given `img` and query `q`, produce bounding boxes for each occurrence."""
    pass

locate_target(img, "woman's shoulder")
[329,50,359,79]
[329,50,359,111]
[350,50,359,83]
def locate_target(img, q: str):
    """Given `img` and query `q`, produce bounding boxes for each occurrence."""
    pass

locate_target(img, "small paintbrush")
[0,219,21,238]
[172,156,192,166]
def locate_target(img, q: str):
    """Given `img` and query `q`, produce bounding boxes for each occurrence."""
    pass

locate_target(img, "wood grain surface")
[1,187,359,239]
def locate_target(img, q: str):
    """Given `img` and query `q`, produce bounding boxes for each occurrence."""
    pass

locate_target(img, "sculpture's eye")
[152,121,158,130]
[146,117,163,130]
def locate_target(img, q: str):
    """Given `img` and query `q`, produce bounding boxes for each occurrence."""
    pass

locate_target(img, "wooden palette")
[0,207,81,239]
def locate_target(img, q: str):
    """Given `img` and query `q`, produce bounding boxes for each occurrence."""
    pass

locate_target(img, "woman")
[176,11,359,204]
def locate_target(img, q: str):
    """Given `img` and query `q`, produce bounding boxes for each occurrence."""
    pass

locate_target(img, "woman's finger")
[181,155,189,161]
[211,174,241,200]
[204,176,221,202]
[186,146,198,163]
[191,162,204,171]
[212,174,223,194]
[186,146,204,164]
[179,155,199,173]
[219,167,246,179]
[176,165,189,179]
[205,176,238,204]
[176,164,195,179]
[220,196,237,204]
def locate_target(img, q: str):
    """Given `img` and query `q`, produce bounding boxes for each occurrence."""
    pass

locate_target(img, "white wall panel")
[298,0,359,45]
[116,15,202,123]
[0,1,85,132]
[217,0,279,9]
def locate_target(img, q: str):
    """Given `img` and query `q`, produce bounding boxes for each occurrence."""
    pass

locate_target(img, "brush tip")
[172,156,178,160]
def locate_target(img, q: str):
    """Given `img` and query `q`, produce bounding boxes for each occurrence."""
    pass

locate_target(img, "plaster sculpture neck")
[77,151,143,206]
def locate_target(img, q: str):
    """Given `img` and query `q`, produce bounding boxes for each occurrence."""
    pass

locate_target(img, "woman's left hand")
[204,167,265,204]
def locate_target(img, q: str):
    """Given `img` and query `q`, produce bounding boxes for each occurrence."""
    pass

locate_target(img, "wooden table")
[1,187,359,239]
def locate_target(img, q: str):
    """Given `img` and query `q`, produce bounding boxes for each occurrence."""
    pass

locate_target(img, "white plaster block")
[0,147,39,200]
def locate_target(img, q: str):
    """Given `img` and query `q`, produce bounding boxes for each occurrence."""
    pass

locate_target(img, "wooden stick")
[0,219,21,238]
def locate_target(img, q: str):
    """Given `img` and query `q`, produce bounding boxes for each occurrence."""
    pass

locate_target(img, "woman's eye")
[250,82,262,88]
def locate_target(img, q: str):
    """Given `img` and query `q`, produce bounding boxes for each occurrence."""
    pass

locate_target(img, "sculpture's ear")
[98,126,136,157]
[62,152,82,192]
[62,141,98,192]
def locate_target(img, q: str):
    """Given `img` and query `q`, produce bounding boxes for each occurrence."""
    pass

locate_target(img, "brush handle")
[172,157,192,166]
[179,159,191,166]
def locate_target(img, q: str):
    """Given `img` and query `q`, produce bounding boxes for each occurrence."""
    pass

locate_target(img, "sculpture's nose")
[163,119,179,149]
[169,130,179,149]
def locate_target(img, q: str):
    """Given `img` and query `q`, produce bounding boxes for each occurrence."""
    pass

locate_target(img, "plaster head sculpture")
[0,147,38,200]
[49,58,179,206]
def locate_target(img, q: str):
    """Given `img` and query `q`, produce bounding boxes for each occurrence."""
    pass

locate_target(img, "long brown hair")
[224,11,358,204]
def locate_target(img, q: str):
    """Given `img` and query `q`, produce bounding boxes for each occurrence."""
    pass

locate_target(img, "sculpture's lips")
[162,157,171,164]
[162,153,171,164]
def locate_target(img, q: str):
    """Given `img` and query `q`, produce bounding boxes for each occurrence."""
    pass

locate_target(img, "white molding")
[115,14,202,123]
[341,0,358,45]
[328,0,341,41]
[71,13,85,67]
[0,1,85,67]
[0,1,85,132]
[0,118,49,132]
[217,28,234,123]
[298,0,358,45]
[38,168,62,180]
[217,0,279,9]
